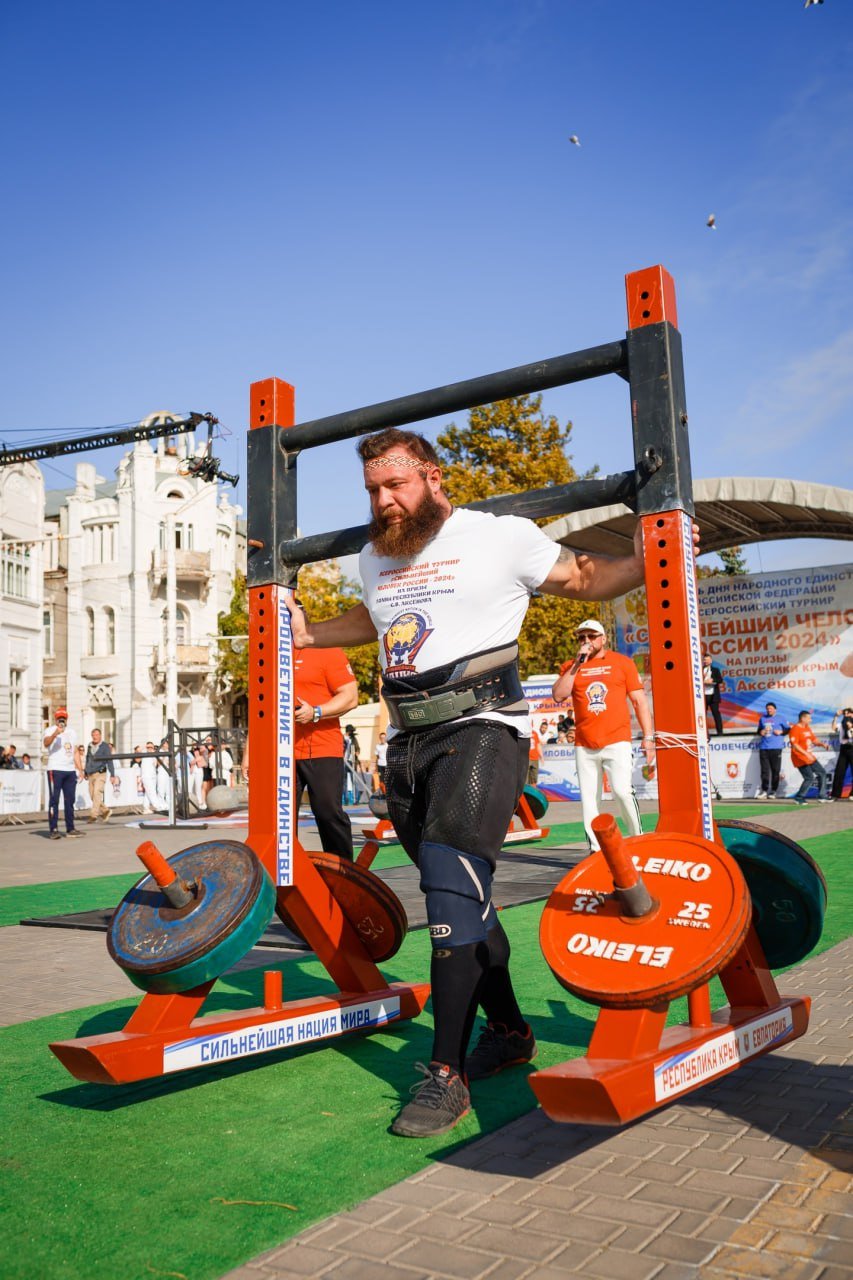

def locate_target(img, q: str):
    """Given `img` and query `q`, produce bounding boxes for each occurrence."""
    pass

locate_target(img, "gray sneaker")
[66,830,83,838]
[465,1022,538,1080]
[391,1062,470,1138]
[49,831,62,840]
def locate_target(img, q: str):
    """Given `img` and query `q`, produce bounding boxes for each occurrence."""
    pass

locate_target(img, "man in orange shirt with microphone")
[552,619,654,853]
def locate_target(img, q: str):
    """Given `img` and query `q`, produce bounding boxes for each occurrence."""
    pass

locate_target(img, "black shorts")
[385,719,527,872]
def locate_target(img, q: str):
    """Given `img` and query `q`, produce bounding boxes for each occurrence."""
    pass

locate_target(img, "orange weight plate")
[276,852,407,963]
[540,833,752,1009]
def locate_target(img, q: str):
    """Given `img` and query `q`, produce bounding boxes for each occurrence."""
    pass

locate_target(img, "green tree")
[717,545,749,576]
[437,394,596,676]
[215,571,249,699]
[214,565,380,703]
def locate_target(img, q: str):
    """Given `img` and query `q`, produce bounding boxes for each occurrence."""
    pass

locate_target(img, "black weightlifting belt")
[382,644,526,732]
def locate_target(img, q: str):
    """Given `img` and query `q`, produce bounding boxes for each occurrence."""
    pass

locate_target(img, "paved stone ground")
[223,939,853,1280]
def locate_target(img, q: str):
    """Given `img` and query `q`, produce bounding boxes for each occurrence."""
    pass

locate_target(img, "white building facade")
[0,462,45,761]
[43,420,242,752]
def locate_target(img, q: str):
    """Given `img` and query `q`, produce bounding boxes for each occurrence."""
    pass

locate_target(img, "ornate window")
[1,539,32,599]
[44,528,59,571]
[83,522,117,564]
[85,607,95,656]
[94,707,116,743]
[103,606,116,655]
[9,669,24,729]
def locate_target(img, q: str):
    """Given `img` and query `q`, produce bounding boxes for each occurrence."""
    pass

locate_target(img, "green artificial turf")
[1,832,849,1280]
[0,874,141,929]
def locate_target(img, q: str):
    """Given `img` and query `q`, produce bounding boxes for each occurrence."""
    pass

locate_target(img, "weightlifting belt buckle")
[397,688,478,729]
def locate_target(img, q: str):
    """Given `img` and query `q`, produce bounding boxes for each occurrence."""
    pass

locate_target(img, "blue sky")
[2,0,851,576]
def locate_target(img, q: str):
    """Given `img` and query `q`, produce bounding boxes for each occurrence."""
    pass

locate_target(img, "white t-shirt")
[375,742,388,767]
[46,729,78,772]
[359,508,561,735]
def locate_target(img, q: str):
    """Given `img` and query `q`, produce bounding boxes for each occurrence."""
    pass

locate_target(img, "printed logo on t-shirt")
[383,610,434,675]
[585,681,608,716]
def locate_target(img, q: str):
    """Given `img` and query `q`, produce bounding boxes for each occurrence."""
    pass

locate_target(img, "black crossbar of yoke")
[279,341,628,452]
[280,470,637,568]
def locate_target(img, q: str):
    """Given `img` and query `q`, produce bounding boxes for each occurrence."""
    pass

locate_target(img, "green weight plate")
[108,840,276,994]
[715,819,827,969]
[522,785,549,821]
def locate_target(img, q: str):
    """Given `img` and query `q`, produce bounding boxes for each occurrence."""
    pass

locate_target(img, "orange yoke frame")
[530,268,809,1124]
[49,383,429,1087]
[51,265,808,1108]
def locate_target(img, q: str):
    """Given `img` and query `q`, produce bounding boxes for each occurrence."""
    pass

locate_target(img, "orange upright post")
[531,266,811,1125]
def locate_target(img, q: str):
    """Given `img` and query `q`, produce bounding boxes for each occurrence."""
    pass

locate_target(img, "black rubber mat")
[19,844,586,949]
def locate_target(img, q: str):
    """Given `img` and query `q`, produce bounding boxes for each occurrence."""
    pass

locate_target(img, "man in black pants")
[702,649,724,736]
[44,707,84,839]
[756,701,790,799]
[287,428,696,1138]
[830,707,853,800]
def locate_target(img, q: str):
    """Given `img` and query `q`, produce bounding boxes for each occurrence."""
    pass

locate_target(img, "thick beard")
[367,487,447,559]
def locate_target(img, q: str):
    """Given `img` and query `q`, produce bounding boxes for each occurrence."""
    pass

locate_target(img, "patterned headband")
[363,454,430,472]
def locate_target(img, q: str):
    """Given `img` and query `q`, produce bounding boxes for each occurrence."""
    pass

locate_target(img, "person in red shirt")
[788,710,830,805]
[552,619,654,852]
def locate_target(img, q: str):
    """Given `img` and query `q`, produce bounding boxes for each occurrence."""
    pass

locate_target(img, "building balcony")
[151,644,212,675]
[150,548,211,587]
[80,654,122,678]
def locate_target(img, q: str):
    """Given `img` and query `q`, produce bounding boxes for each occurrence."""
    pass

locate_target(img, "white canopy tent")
[544,478,853,557]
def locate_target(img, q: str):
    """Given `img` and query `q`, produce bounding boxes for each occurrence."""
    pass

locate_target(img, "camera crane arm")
[0,411,223,470]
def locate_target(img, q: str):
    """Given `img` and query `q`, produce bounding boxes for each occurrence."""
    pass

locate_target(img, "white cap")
[575,619,606,636]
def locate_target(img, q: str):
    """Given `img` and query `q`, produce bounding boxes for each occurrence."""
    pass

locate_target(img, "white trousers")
[575,740,643,850]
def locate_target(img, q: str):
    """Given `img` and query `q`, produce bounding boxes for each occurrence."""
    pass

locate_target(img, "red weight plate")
[276,852,408,962]
[540,832,752,1009]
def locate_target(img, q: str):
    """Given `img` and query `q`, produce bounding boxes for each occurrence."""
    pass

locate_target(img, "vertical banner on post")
[679,510,714,839]
[643,511,714,841]
[275,585,294,886]
[247,376,297,889]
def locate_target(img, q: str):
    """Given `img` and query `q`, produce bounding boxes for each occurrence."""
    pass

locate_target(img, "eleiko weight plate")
[540,832,752,1008]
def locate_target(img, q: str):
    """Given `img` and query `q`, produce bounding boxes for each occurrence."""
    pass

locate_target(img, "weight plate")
[540,832,752,1009]
[522,784,549,821]
[206,785,248,814]
[715,819,827,968]
[368,792,390,820]
[276,852,407,962]
[108,840,276,993]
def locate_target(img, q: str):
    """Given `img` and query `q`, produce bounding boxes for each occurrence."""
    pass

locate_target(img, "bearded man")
[287,427,697,1139]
